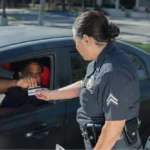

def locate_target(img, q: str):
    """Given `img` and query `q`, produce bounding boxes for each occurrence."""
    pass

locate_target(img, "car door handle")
[26,122,61,139]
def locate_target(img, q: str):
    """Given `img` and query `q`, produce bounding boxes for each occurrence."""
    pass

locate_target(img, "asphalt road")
[0,9,150,44]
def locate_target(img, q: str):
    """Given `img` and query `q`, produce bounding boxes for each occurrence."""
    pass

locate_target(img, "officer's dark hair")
[19,58,44,73]
[72,11,120,45]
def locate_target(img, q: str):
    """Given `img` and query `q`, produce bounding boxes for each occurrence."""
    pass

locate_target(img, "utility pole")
[38,0,45,26]
[92,0,95,9]
[135,0,139,10]
[62,0,66,11]
[115,0,120,10]
[0,0,8,25]
[54,0,57,10]
[32,0,35,7]
[82,0,85,11]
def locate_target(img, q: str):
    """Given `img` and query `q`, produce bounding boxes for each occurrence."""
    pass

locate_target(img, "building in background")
[1,0,150,16]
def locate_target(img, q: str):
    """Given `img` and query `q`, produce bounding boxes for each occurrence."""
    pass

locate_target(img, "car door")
[64,48,89,149]
[123,48,150,146]
[0,103,66,149]
[0,47,70,149]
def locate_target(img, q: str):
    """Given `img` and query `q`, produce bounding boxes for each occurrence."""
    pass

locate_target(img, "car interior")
[0,57,52,118]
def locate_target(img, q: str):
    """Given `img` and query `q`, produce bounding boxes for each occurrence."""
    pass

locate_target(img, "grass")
[0,16,19,21]
[124,41,150,54]
[27,6,60,12]
[7,16,20,21]
[27,6,39,11]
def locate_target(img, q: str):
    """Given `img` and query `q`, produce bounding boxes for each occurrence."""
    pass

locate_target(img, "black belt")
[80,123,103,147]
[80,118,140,147]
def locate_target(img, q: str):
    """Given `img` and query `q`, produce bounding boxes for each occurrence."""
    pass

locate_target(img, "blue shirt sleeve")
[99,69,138,121]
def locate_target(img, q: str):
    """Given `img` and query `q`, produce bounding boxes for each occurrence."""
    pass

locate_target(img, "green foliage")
[7,16,20,21]
[124,41,150,53]
[27,6,39,11]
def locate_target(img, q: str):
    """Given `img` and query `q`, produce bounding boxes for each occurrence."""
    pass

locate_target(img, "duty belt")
[80,118,140,146]
[80,125,124,141]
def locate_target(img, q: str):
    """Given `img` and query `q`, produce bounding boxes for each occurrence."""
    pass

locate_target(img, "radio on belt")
[28,86,41,96]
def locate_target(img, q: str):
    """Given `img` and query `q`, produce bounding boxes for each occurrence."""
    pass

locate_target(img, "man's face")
[20,62,43,85]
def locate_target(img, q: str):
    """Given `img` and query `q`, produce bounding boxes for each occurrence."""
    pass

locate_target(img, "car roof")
[0,25,72,48]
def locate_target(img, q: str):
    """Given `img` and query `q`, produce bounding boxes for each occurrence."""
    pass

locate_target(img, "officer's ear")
[83,34,92,46]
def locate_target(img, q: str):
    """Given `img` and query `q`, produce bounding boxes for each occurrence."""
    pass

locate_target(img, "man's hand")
[35,88,53,101]
[16,77,38,89]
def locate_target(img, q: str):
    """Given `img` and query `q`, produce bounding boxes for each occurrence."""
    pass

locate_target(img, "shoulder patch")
[106,93,118,106]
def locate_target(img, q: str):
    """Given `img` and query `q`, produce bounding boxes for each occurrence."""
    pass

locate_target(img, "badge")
[86,75,94,89]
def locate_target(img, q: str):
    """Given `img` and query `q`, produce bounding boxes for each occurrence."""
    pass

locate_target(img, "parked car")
[0,26,150,149]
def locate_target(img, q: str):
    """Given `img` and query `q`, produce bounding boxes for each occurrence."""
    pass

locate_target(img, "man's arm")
[36,80,83,101]
[0,77,38,93]
[0,67,14,78]
[0,78,17,93]
[94,120,125,150]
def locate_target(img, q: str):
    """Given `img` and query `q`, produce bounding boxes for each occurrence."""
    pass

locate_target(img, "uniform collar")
[86,61,95,78]
[95,42,115,68]
[86,42,115,78]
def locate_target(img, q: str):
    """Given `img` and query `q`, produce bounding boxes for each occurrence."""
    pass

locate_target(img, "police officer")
[36,11,142,150]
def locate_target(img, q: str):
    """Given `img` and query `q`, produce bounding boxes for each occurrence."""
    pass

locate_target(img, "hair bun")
[108,22,120,39]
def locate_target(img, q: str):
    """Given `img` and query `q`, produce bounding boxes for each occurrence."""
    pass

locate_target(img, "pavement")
[0,9,150,44]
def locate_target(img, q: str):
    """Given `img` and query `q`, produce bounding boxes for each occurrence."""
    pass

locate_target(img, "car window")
[125,51,148,81]
[0,56,53,118]
[70,52,90,83]
[70,50,148,82]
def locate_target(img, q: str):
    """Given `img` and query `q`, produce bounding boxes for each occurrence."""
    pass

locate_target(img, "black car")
[0,26,150,149]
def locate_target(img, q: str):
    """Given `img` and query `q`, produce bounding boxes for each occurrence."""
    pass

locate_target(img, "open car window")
[0,56,53,118]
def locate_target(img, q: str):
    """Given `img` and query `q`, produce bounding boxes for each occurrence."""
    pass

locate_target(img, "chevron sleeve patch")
[106,93,118,106]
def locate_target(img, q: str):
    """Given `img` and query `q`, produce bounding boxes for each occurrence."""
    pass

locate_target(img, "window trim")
[0,54,55,118]
[123,49,149,82]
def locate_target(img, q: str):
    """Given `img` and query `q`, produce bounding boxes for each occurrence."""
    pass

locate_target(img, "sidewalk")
[0,8,79,17]
[103,8,150,19]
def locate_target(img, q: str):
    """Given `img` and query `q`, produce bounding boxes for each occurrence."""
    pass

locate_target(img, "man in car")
[0,59,48,107]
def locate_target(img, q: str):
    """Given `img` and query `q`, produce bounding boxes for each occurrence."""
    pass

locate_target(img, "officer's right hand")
[16,77,37,89]
[35,88,53,101]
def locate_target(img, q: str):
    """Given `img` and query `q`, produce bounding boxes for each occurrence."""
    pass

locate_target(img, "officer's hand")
[35,88,53,101]
[16,77,37,89]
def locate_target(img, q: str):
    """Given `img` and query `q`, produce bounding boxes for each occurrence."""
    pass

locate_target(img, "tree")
[38,0,45,26]
[120,0,136,9]
[6,0,18,8]
[2,0,6,18]
[0,0,8,25]
[47,0,52,11]
[54,0,57,10]
[62,0,66,11]
[82,0,85,11]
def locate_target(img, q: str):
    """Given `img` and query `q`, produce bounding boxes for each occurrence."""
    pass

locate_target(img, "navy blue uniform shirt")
[77,42,140,127]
